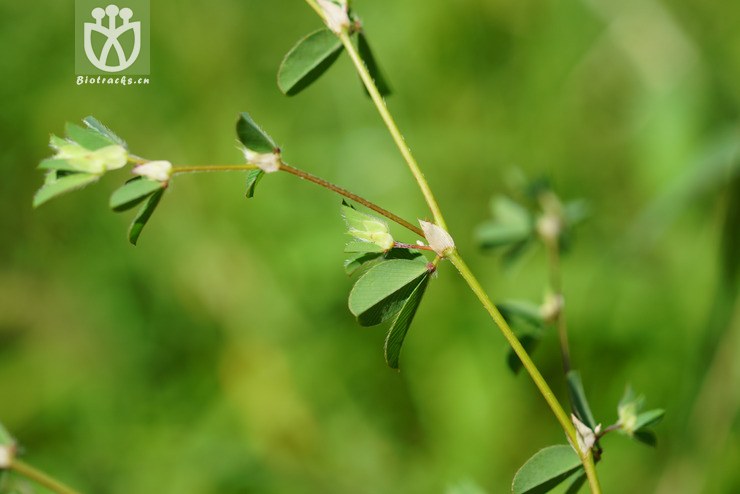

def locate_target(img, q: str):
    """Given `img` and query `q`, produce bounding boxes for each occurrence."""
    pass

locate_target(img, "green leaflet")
[33,172,98,208]
[348,259,429,326]
[83,115,127,148]
[245,169,265,198]
[237,113,277,154]
[65,122,115,151]
[110,178,164,212]
[344,248,423,276]
[566,370,597,431]
[278,29,344,96]
[634,409,665,431]
[511,445,583,494]
[384,273,429,369]
[129,189,164,246]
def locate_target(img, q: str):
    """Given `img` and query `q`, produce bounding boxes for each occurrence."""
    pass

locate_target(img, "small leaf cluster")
[512,382,664,493]
[342,203,434,369]
[475,179,589,264]
[34,117,170,245]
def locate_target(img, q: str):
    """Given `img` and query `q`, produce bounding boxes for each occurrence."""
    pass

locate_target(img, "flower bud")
[243,148,281,173]
[133,160,173,182]
[317,0,350,34]
[419,220,456,257]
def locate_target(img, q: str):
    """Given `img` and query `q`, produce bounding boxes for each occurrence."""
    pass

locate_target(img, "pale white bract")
[133,160,172,182]
[317,0,350,34]
[570,414,602,455]
[419,220,455,257]
[0,445,13,468]
[243,148,281,173]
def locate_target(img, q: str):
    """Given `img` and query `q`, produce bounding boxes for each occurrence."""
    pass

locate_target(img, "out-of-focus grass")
[1,0,738,492]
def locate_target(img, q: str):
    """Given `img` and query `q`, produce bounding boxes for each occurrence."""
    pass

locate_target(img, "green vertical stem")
[10,459,82,494]
[338,31,448,231]
[449,252,601,494]
[544,237,572,374]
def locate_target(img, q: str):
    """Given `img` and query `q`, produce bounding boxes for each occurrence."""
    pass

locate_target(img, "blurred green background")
[1,0,738,492]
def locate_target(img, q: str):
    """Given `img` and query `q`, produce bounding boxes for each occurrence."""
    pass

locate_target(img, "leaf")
[477,196,534,249]
[83,116,127,148]
[129,189,164,246]
[245,169,265,198]
[345,241,386,253]
[634,409,665,431]
[38,159,80,172]
[65,122,113,150]
[384,273,430,369]
[344,248,423,276]
[348,259,429,326]
[512,445,583,494]
[278,29,343,96]
[33,172,98,208]
[563,469,587,494]
[341,201,394,251]
[633,429,657,447]
[236,113,277,154]
[110,178,164,212]
[567,370,597,430]
[498,300,544,326]
[357,31,391,97]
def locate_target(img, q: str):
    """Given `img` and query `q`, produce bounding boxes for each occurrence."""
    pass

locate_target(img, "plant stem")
[171,164,423,237]
[338,31,448,231]
[279,163,423,236]
[171,164,258,174]
[10,459,81,494]
[544,236,572,374]
[449,252,601,494]
[333,11,602,491]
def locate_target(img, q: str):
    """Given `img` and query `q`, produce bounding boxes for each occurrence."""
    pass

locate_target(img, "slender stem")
[335,11,602,491]
[544,237,572,374]
[279,164,423,236]
[10,459,81,494]
[171,164,423,237]
[172,164,258,174]
[449,252,601,494]
[338,31,448,231]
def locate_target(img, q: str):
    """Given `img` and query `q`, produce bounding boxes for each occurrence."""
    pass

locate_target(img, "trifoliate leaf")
[278,29,343,96]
